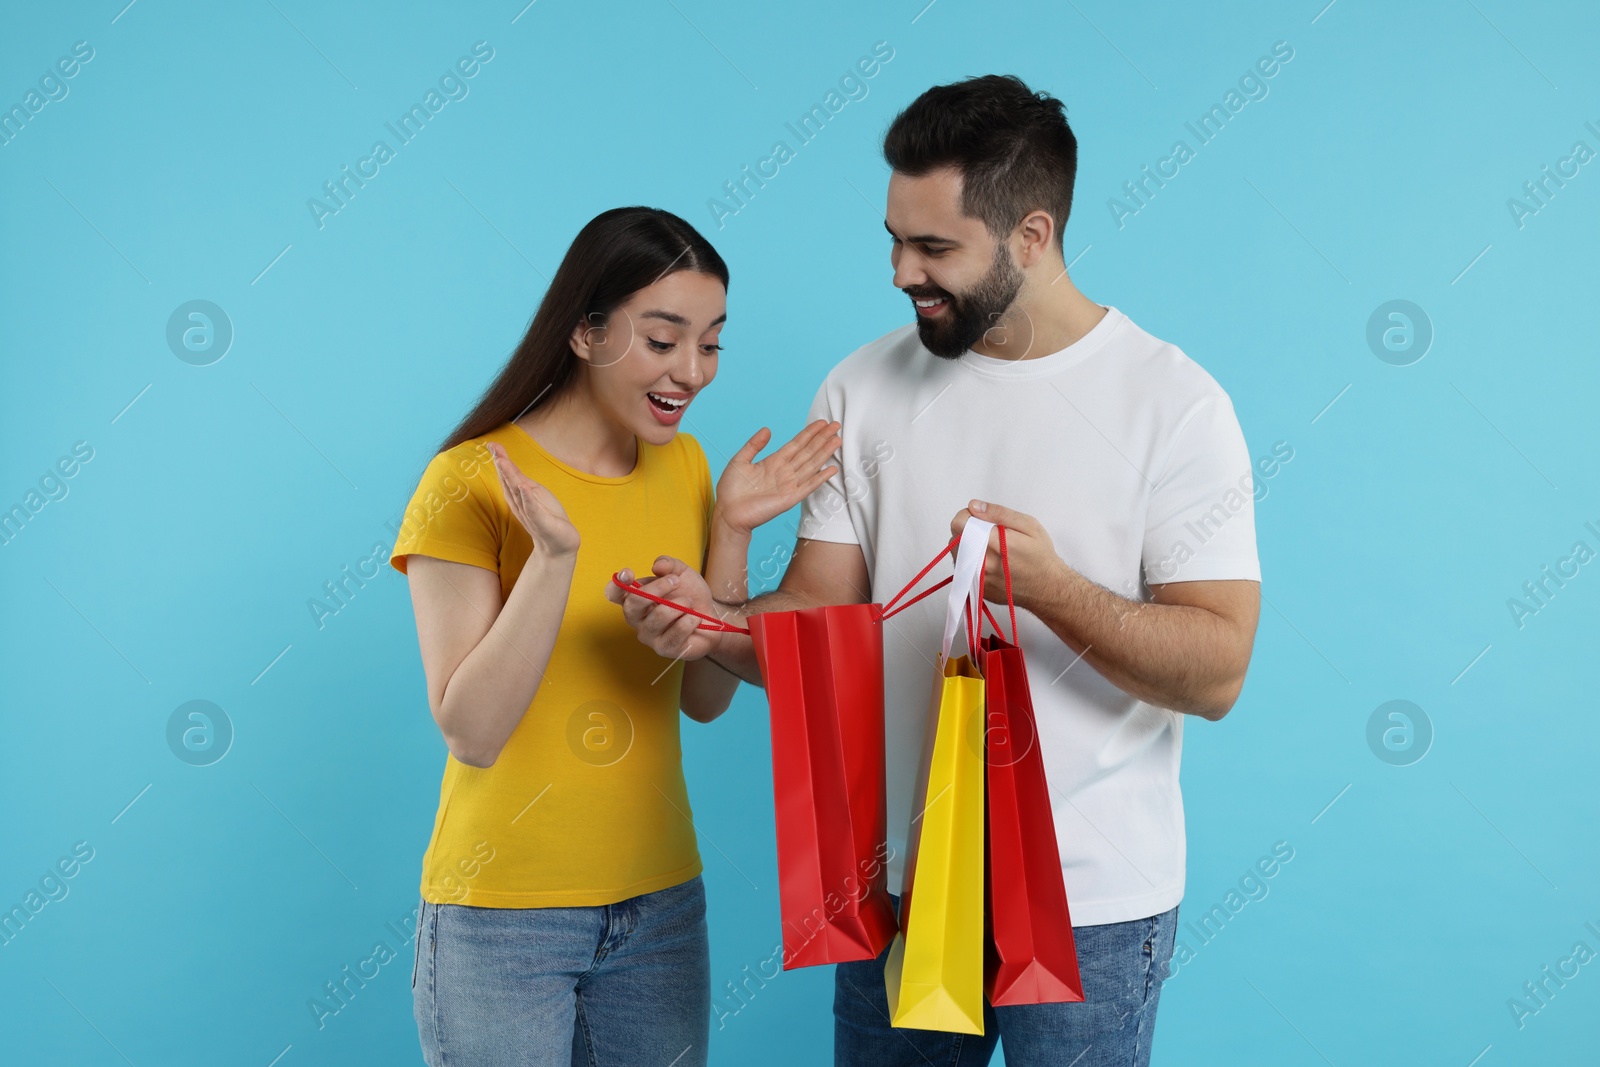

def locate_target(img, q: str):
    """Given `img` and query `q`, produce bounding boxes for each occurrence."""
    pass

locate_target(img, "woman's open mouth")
[646,391,690,424]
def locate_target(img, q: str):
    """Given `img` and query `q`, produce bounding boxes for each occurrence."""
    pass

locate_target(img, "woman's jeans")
[412,874,710,1066]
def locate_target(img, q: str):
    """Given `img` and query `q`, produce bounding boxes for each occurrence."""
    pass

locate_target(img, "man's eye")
[647,339,673,352]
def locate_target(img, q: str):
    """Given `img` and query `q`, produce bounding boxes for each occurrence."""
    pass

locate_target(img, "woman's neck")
[516,378,638,478]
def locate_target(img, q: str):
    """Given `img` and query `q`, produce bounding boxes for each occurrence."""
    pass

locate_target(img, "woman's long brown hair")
[435,205,729,456]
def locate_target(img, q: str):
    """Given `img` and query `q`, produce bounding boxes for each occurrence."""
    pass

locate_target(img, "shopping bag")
[883,517,993,1034]
[747,603,898,967]
[610,538,960,969]
[979,525,1084,1006]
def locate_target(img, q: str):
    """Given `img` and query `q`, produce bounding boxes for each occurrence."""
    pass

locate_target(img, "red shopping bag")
[977,526,1084,1005]
[611,540,959,969]
[746,604,897,967]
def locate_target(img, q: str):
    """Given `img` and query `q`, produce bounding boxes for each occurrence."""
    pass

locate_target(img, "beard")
[908,241,1026,360]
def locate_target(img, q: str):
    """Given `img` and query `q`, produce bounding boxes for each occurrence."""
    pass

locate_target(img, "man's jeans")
[412,874,710,1066]
[835,899,1179,1067]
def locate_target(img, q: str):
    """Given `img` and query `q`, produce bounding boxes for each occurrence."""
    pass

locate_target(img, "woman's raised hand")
[714,419,843,535]
[485,442,582,558]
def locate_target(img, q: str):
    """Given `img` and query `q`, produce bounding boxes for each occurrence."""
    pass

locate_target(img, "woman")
[388,206,841,1065]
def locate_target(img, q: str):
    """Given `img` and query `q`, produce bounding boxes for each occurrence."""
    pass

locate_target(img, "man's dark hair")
[882,74,1077,254]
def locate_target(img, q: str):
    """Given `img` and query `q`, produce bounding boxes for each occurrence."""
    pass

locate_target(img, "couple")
[390,73,1261,1067]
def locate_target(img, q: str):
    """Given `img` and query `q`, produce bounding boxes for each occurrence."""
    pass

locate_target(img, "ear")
[568,313,605,365]
[1015,208,1056,269]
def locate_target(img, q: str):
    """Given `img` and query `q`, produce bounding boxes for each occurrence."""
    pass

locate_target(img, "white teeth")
[648,392,688,409]
[914,297,945,307]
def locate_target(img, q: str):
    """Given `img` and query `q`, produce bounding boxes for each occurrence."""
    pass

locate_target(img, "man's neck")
[970,273,1107,362]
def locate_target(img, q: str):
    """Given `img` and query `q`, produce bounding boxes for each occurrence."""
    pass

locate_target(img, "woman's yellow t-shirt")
[389,421,712,907]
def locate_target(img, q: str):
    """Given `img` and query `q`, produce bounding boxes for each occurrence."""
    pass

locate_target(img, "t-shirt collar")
[953,304,1124,379]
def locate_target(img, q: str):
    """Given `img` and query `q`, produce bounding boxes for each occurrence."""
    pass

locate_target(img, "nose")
[891,246,933,294]
[671,345,705,390]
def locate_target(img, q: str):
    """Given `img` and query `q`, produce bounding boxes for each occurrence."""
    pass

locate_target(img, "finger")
[798,419,842,457]
[625,566,664,586]
[492,458,535,511]
[621,579,673,626]
[622,592,656,628]
[635,601,677,640]
[644,573,679,600]
[800,464,840,495]
[487,446,515,489]
[950,508,971,538]
[645,600,697,645]
[969,499,1034,533]
[731,427,773,466]
[605,567,636,605]
[664,611,701,656]
[617,586,660,622]
[525,480,568,520]
[793,426,844,472]
[651,556,692,579]
[770,418,831,462]
[620,577,669,622]
[490,444,530,485]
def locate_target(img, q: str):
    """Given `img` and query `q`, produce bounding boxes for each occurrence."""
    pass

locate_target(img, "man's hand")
[604,556,732,663]
[951,497,1259,719]
[950,499,1066,612]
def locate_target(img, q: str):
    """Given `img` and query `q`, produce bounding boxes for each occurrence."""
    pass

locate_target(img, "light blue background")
[3,1,1597,1064]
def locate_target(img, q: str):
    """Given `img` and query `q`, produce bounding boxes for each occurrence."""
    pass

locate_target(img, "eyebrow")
[639,309,727,328]
[884,220,957,246]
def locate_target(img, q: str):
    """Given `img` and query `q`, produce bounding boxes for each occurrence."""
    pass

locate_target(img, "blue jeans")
[835,900,1179,1067]
[412,874,711,1066]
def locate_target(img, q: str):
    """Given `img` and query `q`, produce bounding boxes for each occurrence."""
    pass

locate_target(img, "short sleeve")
[1142,396,1261,585]
[796,377,860,545]
[389,443,503,575]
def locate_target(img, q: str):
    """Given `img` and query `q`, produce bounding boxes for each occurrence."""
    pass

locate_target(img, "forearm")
[680,657,741,721]
[703,512,753,605]
[437,552,575,765]
[1023,561,1245,719]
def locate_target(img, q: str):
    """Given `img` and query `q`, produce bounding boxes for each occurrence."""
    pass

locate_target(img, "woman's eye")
[702,343,723,354]
[647,339,674,352]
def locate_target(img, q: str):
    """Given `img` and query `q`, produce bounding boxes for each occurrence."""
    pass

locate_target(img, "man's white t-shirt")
[795,305,1261,927]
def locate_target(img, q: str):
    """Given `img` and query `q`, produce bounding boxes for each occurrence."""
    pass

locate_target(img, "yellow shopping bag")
[884,518,993,1034]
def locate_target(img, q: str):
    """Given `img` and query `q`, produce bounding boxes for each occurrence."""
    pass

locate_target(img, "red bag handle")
[876,535,960,622]
[978,525,1018,646]
[610,533,962,635]
[606,529,1015,643]
[608,573,752,635]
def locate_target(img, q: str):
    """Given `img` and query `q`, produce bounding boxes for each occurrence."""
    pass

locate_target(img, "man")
[609,74,1261,1066]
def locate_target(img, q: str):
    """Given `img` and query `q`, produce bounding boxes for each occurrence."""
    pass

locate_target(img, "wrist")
[711,507,753,541]
[1015,554,1069,614]
[704,618,737,662]
[541,545,581,569]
